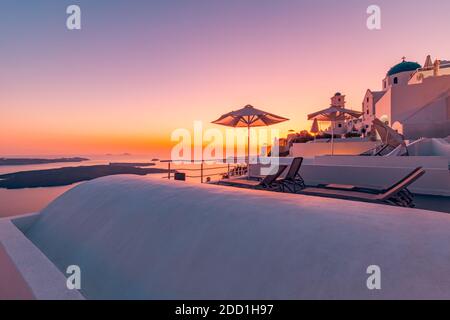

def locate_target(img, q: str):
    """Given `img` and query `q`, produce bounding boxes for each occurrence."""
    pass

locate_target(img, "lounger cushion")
[222,179,262,187]
[300,187,380,201]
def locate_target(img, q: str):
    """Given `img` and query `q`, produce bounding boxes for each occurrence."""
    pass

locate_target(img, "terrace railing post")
[200,161,204,183]
[227,163,230,178]
[168,162,171,180]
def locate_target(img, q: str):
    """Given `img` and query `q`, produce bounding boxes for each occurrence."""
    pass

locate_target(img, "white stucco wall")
[390,75,450,125]
[291,140,379,157]
[362,90,376,132]
[407,138,450,157]
[409,66,450,85]
[252,156,450,196]
[375,88,392,125]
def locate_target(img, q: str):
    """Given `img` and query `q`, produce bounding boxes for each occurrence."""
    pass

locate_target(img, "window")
[367,97,369,102]
[366,109,369,115]
[393,77,398,84]
[338,123,342,128]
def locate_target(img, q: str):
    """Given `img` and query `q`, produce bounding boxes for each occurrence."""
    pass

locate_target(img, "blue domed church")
[362,55,450,139]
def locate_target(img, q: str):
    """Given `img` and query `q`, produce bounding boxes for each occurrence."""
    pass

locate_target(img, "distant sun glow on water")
[1,0,450,155]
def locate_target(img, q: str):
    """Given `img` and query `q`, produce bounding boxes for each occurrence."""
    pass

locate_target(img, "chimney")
[433,59,440,77]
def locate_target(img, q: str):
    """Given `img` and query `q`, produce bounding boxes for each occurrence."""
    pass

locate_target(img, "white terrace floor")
[1,175,450,299]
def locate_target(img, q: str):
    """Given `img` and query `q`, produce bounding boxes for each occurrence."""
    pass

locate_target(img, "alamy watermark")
[66,5,81,30]
[366,265,381,290]
[171,121,281,175]
[66,265,81,290]
[367,5,381,30]
[64,5,380,31]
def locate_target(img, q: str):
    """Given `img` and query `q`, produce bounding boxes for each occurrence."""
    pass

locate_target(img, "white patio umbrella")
[212,104,289,178]
[308,106,362,155]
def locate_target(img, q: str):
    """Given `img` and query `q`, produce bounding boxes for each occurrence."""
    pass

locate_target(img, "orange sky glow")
[2,1,450,157]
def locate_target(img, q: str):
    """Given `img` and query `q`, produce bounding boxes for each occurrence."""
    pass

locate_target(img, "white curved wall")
[25,176,450,299]
[407,138,450,157]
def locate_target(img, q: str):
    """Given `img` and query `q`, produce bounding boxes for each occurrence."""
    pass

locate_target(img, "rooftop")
[387,60,422,76]
[2,176,450,299]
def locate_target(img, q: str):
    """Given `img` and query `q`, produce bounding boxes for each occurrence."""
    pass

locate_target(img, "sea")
[0,154,238,218]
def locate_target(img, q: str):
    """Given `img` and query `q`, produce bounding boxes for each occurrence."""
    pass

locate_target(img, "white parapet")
[251,156,450,196]
[291,140,379,157]
[0,213,84,300]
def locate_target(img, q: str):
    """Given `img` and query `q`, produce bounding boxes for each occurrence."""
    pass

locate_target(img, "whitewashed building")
[362,55,450,139]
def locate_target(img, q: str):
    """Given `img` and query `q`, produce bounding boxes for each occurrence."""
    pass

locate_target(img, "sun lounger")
[317,167,422,202]
[219,165,288,190]
[300,167,425,207]
[276,157,305,193]
[318,167,422,192]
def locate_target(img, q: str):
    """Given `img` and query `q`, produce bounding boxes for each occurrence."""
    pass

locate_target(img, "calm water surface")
[0,155,233,218]
[0,185,77,218]
[0,155,161,218]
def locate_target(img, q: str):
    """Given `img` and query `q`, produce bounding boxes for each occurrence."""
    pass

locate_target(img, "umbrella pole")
[247,124,250,179]
[331,122,334,155]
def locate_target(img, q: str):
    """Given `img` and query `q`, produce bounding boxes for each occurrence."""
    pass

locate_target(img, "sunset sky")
[1,0,450,157]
